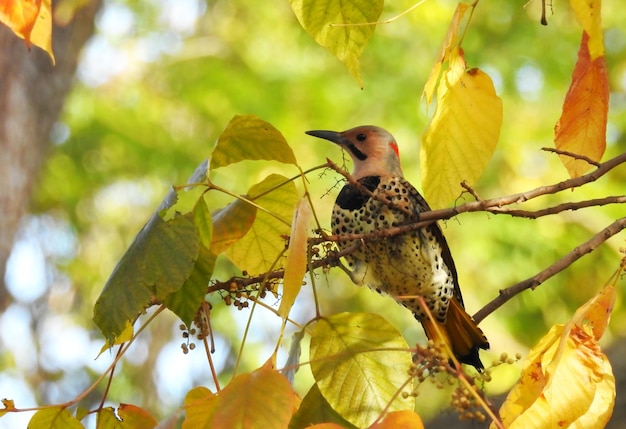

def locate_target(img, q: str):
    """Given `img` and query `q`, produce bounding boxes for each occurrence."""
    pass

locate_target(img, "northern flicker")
[306,125,489,370]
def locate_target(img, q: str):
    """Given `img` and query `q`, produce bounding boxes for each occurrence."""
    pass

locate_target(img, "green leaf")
[225,174,298,274]
[28,407,83,429]
[290,0,383,87]
[165,244,216,326]
[193,196,213,249]
[209,115,297,170]
[289,384,357,429]
[210,199,257,255]
[95,407,120,429]
[310,312,415,428]
[93,213,199,343]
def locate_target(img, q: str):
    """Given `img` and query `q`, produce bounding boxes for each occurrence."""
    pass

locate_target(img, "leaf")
[289,384,357,429]
[211,365,296,429]
[370,411,424,429]
[310,312,414,428]
[421,48,503,209]
[93,213,199,343]
[554,31,608,178]
[182,387,220,429]
[0,0,55,64]
[210,198,257,255]
[279,197,312,319]
[28,407,83,429]
[117,404,158,428]
[304,425,349,429]
[290,0,383,88]
[284,328,305,385]
[0,399,15,417]
[165,198,216,325]
[192,196,213,249]
[423,2,474,104]
[165,244,216,326]
[225,174,298,274]
[96,407,121,429]
[496,281,616,429]
[210,115,297,170]
[570,0,603,58]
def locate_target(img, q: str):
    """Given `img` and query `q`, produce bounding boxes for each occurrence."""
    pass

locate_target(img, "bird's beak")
[305,130,344,146]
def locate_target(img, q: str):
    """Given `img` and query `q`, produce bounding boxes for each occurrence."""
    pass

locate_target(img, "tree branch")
[207,151,626,322]
[473,217,626,323]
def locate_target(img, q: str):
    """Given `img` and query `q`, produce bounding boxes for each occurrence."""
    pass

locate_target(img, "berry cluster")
[403,342,522,424]
[179,303,212,354]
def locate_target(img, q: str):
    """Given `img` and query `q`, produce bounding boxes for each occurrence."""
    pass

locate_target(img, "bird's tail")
[421,299,489,371]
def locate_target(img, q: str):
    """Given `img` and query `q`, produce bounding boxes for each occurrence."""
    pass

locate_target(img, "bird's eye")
[356,133,367,142]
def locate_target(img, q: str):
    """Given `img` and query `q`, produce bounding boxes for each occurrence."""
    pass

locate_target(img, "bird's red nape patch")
[389,141,400,158]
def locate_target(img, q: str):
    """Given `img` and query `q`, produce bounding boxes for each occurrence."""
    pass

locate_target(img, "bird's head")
[306,126,404,180]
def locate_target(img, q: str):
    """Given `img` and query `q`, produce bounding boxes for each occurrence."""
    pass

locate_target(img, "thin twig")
[488,195,626,218]
[542,147,602,167]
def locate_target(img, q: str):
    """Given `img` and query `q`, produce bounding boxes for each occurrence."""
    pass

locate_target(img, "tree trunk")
[0,0,101,309]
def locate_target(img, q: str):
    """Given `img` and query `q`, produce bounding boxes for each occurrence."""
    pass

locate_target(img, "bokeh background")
[1,0,626,427]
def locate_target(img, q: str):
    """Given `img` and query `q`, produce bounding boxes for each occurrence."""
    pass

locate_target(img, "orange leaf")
[0,0,54,64]
[211,366,296,429]
[0,0,40,44]
[279,196,312,319]
[495,281,616,429]
[117,404,158,428]
[370,411,424,429]
[554,31,608,178]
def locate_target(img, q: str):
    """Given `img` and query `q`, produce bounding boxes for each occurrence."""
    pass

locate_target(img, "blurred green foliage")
[14,0,626,422]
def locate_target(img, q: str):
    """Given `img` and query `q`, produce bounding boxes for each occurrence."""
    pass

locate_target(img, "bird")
[306,125,489,370]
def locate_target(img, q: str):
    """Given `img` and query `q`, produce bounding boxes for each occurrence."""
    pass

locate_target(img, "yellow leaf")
[370,410,424,429]
[96,407,121,429]
[225,175,298,274]
[423,2,473,104]
[211,366,296,429]
[97,320,134,355]
[278,197,312,319]
[421,48,502,209]
[182,387,219,429]
[210,115,297,170]
[30,0,54,64]
[569,0,603,58]
[496,281,616,429]
[289,0,383,88]
[210,198,256,254]
[554,31,608,178]
[310,313,414,428]
[29,407,83,429]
